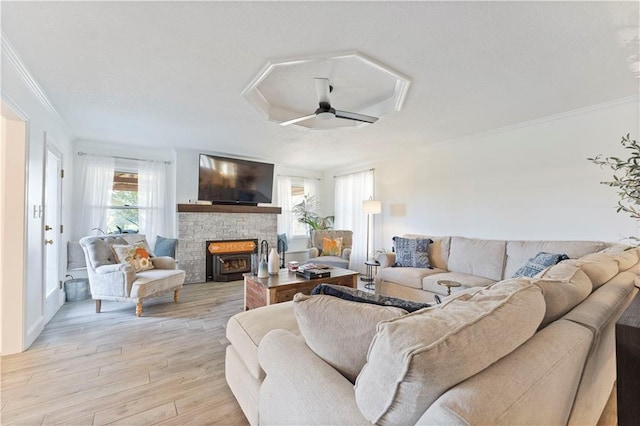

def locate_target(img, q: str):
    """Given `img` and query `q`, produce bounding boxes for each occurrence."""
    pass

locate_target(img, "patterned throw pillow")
[111,243,155,272]
[321,237,343,256]
[393,237,433,268]
[311,284,431,313]
[512,252,569,278]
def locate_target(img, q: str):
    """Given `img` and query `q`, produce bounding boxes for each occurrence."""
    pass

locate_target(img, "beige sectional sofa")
[225,239,639,425]
[375,235,611,302]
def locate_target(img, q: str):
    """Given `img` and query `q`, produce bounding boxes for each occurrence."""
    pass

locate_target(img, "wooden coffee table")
[243,267,359,310]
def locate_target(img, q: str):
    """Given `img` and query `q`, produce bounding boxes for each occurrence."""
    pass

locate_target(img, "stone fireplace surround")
[176,205,280,284]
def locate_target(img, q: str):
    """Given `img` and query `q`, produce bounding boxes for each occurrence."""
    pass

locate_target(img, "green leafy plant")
[291,195,334,230]
[588,133,640,240]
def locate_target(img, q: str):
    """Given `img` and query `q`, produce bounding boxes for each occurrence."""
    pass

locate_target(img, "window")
[289,179,308,237]
[277,176,320,238]
[107,171,140,234]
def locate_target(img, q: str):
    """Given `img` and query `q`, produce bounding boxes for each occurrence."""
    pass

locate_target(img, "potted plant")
[588,133,640,242]
[291,195,334,245]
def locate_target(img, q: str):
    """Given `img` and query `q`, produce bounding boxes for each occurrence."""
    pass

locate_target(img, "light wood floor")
[1,281,249,425]
[1,280,618,425]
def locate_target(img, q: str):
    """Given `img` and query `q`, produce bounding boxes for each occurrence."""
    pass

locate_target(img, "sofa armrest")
[308,247,320,258]
[377,252,396,268]
[342,248,352,261]
[258,329,369,425]
[93,264,136,297]
[151,256,177,270]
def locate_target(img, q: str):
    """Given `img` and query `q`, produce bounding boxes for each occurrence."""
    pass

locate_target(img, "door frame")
[43,136,64,323]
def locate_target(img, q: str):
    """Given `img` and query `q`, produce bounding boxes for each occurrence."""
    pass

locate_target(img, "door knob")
[45,239,54,245]
[45,225,52,231]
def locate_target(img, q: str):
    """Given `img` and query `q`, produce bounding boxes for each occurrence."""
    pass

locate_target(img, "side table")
[362,260,380,290]
[437,279,461,296]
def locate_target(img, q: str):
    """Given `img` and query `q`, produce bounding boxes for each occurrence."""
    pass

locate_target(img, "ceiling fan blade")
[280,113,316,126]
[314,78,331,105]
[334,110,379,124]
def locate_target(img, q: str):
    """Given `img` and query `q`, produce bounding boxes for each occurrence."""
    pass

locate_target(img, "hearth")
[206,239,258,282]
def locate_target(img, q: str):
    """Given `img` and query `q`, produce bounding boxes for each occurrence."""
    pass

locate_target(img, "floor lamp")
[362,198,382,282]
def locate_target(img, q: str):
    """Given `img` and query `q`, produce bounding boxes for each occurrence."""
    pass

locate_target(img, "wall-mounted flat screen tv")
[198,154,274,205]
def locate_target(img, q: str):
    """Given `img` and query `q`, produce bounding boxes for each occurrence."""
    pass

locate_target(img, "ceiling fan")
[280,78,379,126]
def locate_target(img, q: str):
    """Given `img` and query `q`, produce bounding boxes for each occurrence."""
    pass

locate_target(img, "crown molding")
[1,32,71,134]
[430,95,640,149]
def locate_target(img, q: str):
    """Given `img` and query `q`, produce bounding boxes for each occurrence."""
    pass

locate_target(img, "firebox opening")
[205,239,258,282]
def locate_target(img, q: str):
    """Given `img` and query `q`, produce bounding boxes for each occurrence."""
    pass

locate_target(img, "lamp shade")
[363,199,382,215]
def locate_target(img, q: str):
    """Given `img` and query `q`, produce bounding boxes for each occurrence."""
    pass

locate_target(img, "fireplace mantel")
[177,204,281,214]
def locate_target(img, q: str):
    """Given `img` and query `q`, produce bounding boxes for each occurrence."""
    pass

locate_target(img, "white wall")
[1,37,75,353]
[324,97,640,254]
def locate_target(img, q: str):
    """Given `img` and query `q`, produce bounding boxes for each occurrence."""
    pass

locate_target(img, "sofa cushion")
[377,266,447,289]
[447,237,506,281]
[82,236,128,268]
[419,319,593,426]
[307,255,348,269]
[422,272,496,295]
[129,269,184,298]
[532,262,593,326]
[226,302,300,380]
[294,293,408,383]
[403,235,451,270]
[563,271,636,337]
[311,283,431,312]
[564,253,619,290]
[393,236,432,268]
[604,248,639,271]
[504,240,605,279]
[511,252,569,278]
[354,279,544,425]
[599,246,639,271]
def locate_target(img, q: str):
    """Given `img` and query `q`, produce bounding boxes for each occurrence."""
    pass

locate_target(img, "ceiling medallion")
[242,51,410,129]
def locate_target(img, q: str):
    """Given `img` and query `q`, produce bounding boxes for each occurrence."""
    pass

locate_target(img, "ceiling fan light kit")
[280,78,379,127]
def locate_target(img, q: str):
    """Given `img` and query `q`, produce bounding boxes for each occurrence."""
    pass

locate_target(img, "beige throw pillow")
[532,262,593,325]
[563,252,619,289]
[293,293,407,383]
[354,279,544,425]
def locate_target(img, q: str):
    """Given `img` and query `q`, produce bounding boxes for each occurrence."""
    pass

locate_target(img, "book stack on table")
[296,263,331,279]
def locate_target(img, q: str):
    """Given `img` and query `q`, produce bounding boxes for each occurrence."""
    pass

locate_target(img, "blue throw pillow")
[154,235,178,258]
[392,236,433,268]
[512,252,569,278]
[311,283,431,313]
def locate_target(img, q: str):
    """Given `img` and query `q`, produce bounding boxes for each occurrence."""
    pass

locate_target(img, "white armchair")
[307,230,353,269]
[79,234,185,317]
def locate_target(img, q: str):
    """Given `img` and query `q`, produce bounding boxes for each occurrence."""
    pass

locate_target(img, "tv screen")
[198,154,274,205]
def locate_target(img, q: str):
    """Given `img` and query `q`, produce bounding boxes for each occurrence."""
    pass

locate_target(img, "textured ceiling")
[1,1,638,170]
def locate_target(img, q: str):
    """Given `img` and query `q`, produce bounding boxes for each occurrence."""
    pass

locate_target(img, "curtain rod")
[333,168,375,178]
[277,174,321,181]
[77,151,172,165]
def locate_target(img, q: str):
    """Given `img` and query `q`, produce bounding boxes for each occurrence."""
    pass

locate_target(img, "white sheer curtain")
[304,178,319,201]
[138,161,171,248]
[75,155,114,240]
[277,176,293,237]
[334,170,374,273]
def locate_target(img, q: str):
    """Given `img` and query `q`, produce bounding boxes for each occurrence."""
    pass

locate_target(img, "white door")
[43,143,63,322]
